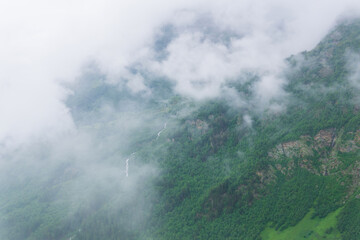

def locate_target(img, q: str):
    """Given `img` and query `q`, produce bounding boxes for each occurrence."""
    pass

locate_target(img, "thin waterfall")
[125,158,129,177]
[156,122,167,140]
[125,152,136,177]
[126,121,167,177]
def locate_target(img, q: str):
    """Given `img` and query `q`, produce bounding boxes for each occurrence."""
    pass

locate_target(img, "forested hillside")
[1,19,360,240]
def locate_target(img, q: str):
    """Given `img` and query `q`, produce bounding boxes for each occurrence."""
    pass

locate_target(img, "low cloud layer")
[2,1,360,238]
[2,0,360,148]
[346,51,360,104]
[347,52,360,89]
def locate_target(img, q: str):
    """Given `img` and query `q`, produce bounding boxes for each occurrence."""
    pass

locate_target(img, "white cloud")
[151,32,236,99]
[0,0,200,147]
[142,0,360,108]
[347,52,360,88]
[243,114,253,127]
[0,78,74,151]
[126,74,148,94]
[346,51,360,104]
[1,0,360,148]
[2,0,360,236]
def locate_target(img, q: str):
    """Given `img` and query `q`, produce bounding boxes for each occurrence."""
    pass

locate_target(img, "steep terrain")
[1,20,360,240]
[146,20,360,240]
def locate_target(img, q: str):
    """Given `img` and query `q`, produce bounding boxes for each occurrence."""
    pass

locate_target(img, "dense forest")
[1,19,360,240]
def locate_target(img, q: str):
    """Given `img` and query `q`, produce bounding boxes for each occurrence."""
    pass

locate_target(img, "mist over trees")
[1,1,360,240]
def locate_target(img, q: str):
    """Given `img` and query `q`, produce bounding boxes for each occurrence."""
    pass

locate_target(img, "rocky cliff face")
[200,127,360,220]
[268,128,360,199]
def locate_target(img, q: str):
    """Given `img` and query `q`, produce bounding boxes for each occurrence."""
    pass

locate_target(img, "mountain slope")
[1,19,360,240]
[146,20,360,240]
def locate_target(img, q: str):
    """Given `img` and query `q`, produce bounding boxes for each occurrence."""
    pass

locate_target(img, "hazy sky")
[1,0,360,150]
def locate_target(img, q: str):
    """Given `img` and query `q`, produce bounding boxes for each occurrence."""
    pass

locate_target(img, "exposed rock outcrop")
[268,128,359,177]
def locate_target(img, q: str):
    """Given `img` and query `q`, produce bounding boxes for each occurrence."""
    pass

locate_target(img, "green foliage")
[2,19,360,240]
[337,199,360,240]
[261,208,342,240]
